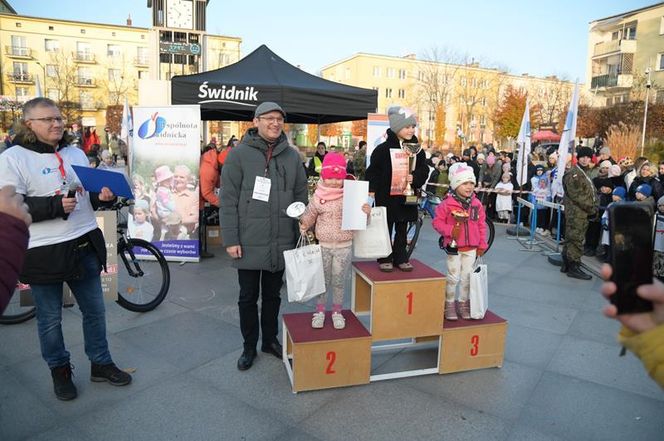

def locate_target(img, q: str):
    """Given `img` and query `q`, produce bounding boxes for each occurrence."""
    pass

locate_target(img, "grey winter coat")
[220,128,308,271]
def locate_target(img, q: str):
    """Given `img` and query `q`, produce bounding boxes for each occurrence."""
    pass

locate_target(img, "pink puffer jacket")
[432,193,488,251]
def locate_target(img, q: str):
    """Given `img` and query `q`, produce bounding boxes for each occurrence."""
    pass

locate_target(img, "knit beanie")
[486,153,496,166]
[388,106,417,134]
[320,152,347,180]
[636,183,652,198]
[658,196,664,206]
[577,147,593,159]
[608,164,622,177]
[449,162,476,190]
[599,160,612,169]
[612,187,626,199]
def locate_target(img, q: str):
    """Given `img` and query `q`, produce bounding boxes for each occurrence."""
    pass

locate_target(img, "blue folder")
[71,165,134,199]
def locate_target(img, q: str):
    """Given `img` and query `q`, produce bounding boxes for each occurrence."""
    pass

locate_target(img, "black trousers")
[378,220,408,265]
[237,269,284,350]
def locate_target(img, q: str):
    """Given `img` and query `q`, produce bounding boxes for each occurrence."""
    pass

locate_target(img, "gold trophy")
[401,142,422,205]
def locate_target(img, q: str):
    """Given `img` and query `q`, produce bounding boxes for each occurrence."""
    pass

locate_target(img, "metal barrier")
[514,197,541,251]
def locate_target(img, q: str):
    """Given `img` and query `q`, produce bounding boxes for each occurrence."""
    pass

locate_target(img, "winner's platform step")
[282,310,371,393]
[439,310,508,374]
[351,260,446,341]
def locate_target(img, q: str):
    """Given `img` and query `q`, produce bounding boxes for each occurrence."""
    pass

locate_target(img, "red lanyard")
[54,150,67,184]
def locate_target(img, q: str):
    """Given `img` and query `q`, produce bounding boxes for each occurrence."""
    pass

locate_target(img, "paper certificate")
[389,149,409,196]
[342,179,369,230]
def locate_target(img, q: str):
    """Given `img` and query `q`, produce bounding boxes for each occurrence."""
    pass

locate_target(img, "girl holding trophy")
[365,106,429,272]
[433,162,488,320]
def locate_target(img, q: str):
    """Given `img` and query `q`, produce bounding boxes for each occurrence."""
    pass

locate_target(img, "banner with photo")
[366,113,389,168]
[130,105,201,261]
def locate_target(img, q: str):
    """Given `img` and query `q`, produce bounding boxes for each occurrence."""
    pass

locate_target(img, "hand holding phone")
[608,203,654,314]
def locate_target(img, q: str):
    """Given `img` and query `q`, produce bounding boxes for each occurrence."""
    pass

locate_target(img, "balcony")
[76,77,96,87]
[7,72,34,84]
[73,52,96,63]
[134,56,149,66]
[5,45,32,58]
[590,73,633,89]
[80,100,97,110]
[593,39,637,58]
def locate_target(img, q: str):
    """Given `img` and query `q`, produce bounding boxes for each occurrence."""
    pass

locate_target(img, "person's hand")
[361,203,371,215]
[226,245,242,259]
[299,222,308,235]
[98,186,115,202]
[477,248,485,257]
[61,194,77,214]
[600,264,664,334]
[0,185,31,226]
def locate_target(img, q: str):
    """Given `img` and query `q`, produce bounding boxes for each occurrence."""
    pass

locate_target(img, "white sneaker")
[331,312,346,329]
[311,312,325,329]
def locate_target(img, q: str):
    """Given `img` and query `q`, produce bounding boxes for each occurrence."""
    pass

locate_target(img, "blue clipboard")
[71,165,134,199]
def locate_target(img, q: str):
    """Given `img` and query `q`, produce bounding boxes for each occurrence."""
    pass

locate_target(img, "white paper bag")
[283,237,326,303]
[353,206,392,258]
[469,257,488,319]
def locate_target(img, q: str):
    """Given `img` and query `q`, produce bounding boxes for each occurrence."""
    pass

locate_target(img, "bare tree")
[98,56,133,106]
[46,50,81,124]
[530,76,572,128]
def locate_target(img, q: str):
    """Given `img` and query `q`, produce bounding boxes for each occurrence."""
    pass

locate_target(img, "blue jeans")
[31,246,113,368]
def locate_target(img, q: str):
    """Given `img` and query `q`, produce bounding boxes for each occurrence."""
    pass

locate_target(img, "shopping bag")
[469,256,488,319]
[283,236,326,303]
[353,206,392,258]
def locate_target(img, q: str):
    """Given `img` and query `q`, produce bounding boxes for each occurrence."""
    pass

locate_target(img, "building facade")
[0,4,240,134]
[321,53,575,149]
[586,2,664,107]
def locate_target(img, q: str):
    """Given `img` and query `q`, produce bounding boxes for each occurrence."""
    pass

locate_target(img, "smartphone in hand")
[608,203,654,314]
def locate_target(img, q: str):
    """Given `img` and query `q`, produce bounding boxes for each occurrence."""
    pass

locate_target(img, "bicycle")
[405,188,495,259]
[0,199,171,324]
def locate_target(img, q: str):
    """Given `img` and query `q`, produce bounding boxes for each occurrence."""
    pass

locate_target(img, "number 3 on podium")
[470,335,479,356]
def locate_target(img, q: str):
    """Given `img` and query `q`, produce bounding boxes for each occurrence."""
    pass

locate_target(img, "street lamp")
[640,67,651,156]
[35,60,46,95]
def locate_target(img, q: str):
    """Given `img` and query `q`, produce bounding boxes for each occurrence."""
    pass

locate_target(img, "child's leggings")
[445,248,477,302]
[317,245,353,308]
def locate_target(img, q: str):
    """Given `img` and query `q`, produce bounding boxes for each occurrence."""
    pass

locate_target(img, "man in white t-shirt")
[0,98,132,401]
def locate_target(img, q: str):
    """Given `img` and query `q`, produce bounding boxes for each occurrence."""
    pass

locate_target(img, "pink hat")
[154,165,174,183]
[320,152,347,180]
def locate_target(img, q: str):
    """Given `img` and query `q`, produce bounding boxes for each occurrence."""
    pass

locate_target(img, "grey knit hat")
[388,106,417,134]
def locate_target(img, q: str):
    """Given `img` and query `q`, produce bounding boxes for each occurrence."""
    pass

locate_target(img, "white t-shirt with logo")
[0,145,99,249]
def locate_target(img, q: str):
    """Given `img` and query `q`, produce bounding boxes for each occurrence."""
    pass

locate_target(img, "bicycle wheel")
[405,216,423,260]
[0,285,36,325]
[116,238,170,312]
[484,217,495,253]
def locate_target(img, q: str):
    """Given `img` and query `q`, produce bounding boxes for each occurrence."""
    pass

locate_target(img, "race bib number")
[253,176,271,202]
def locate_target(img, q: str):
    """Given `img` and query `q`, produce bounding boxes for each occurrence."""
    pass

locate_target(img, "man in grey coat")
[221,102,308,371]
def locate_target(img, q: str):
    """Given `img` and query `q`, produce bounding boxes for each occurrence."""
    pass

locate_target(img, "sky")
[11,0,659,80]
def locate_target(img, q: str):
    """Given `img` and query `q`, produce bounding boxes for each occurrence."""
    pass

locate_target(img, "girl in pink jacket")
[300,153,370,329]
[433,162,488,320]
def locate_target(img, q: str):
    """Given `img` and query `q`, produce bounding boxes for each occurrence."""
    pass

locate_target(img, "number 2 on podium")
[470,335,479,356]
[325,351,336,374]
[406,292,413,315]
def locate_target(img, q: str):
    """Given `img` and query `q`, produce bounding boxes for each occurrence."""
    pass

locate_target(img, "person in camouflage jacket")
[561,147,597,280]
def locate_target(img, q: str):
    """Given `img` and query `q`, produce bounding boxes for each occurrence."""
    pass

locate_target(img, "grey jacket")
[220,128,308,271]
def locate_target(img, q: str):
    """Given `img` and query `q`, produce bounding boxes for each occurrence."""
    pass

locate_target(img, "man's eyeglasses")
[258,116,284,124]
[27,117,66,124]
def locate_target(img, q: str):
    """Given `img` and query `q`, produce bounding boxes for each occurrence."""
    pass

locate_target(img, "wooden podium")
[351,260,445,341]
[282,310,371,393]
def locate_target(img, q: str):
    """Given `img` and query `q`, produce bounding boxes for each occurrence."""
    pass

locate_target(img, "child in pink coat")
[300,153,371,329]
[433,162,488,320]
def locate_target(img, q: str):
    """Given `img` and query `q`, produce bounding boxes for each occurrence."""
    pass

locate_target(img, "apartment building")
[586,2,664,106]
[0,4,240,131]
[321,53,574,148]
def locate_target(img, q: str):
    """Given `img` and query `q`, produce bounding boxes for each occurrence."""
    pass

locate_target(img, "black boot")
[560,253,569,273]
[51,364,77,401]
[567,262,592,280]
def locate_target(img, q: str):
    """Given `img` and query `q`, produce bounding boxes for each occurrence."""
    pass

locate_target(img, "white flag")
[120,97,133,143]
[551,82,580,198]
[35,76,43,98]
[515,101,530,186]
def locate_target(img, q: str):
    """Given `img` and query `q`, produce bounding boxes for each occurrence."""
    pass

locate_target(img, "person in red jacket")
[199,145,221,258]
[0,185,31,314]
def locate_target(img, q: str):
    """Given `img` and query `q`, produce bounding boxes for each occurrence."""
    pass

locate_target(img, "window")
[80,91,94,109]
[624,22,636,40]
[16,87,28,102]
[460,77,467,87]
[138,70,148,79]
[109,92,119,104]
[48,26,54,31]
[107,44,121,58]
[660,16,664,35]
[46,64,57,77]
[385,88,392,98]
[10,35,27,56]
[481,97,487,106]
[76,42,91,60]
[78,66,92,84]
[108,68,121,82]
[399,69,406,80]
[659,53,664,71]
[418,71,424,81]
[611,30,620,40]
[47,88,59,101]
[398,89,405,99]
[387,68,396,78]
[372,66,381,77]
[479,115,486,127]
[12,62,29,81]
[44,39,59,52]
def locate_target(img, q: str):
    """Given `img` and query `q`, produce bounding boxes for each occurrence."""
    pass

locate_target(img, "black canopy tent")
[170,45,377,124]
